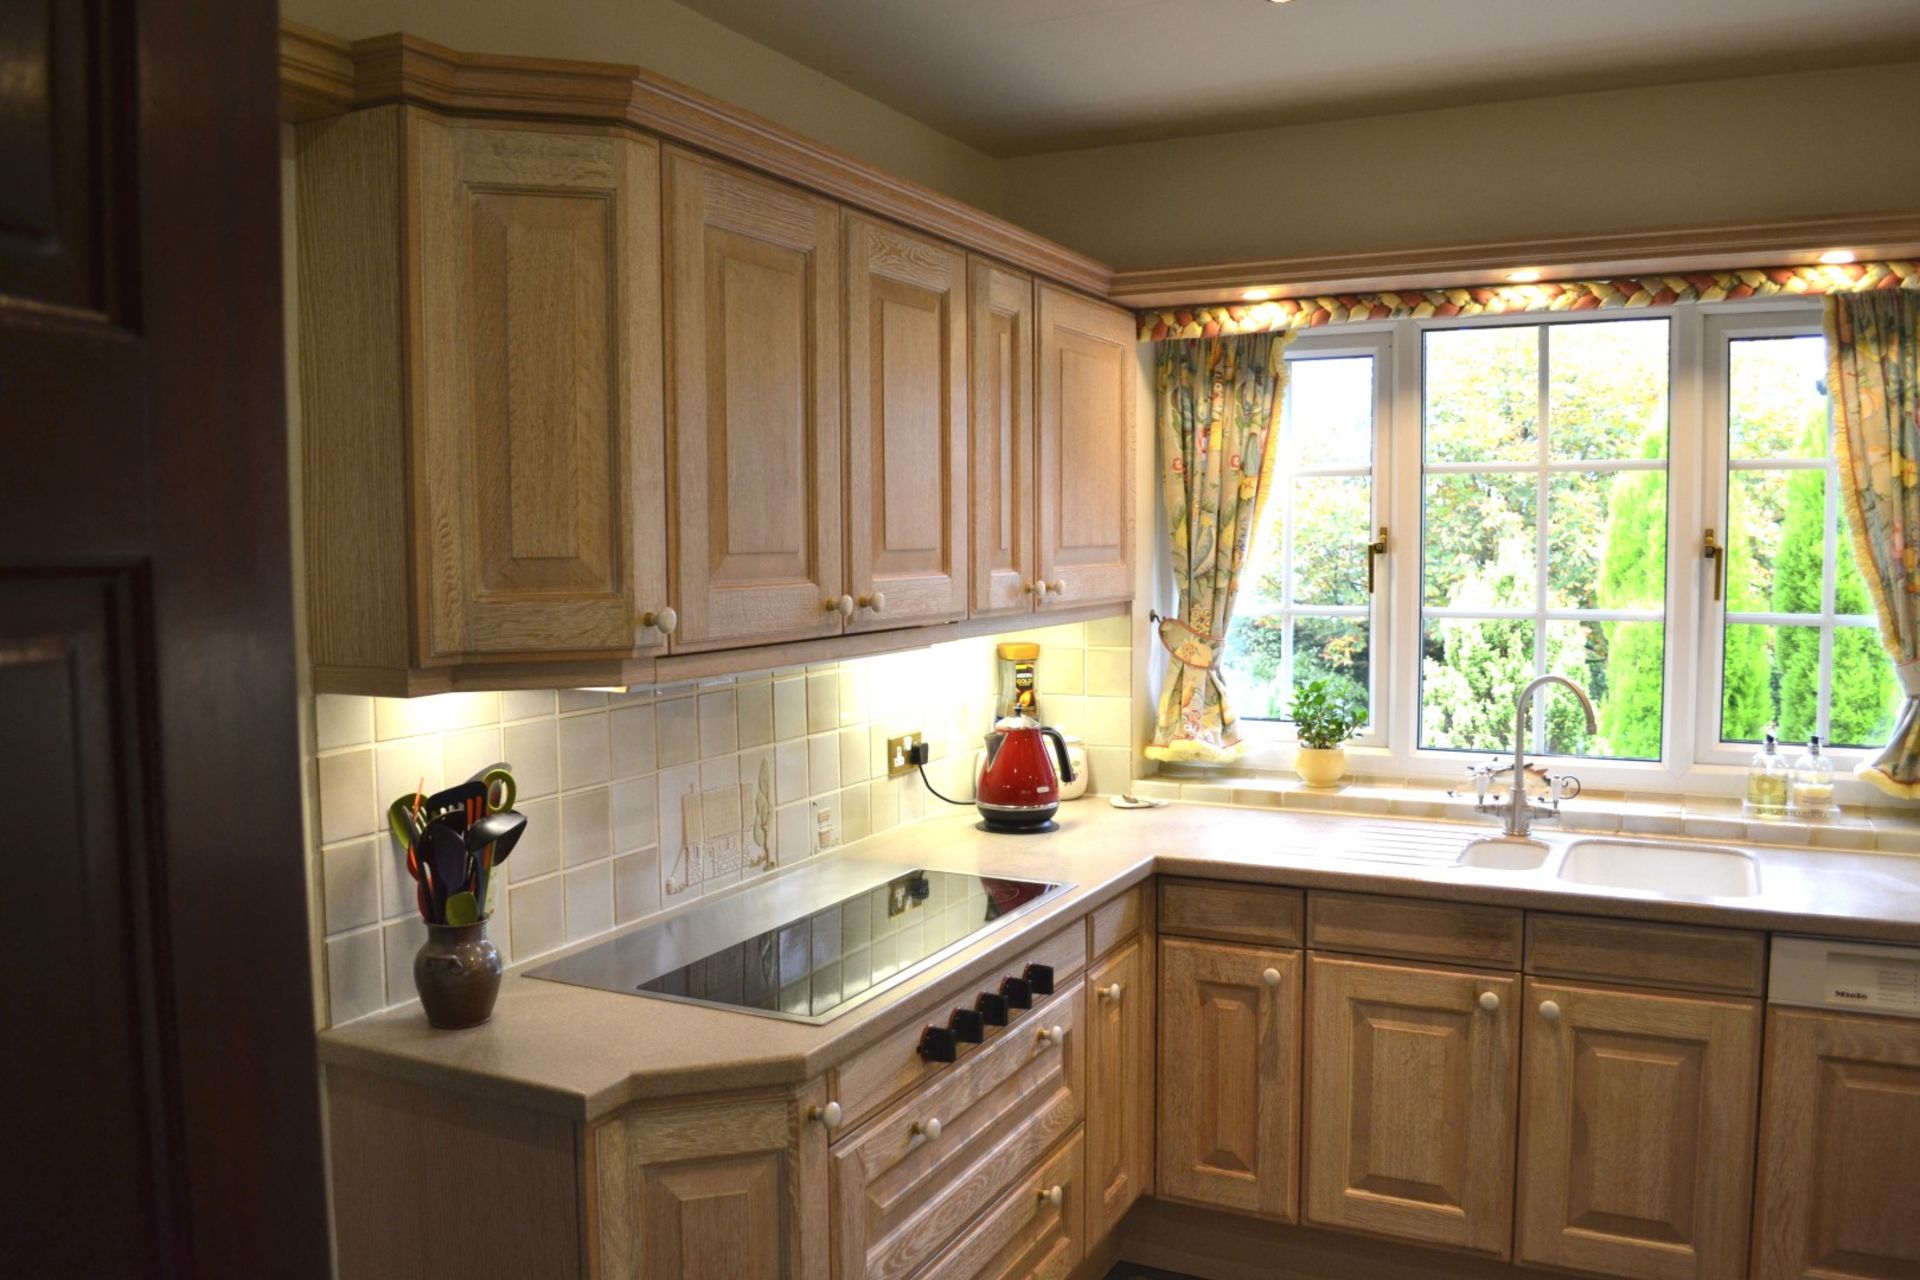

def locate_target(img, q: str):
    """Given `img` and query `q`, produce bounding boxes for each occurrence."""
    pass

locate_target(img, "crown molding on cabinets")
[275,22,1113,298]
[1108,210,1920,308]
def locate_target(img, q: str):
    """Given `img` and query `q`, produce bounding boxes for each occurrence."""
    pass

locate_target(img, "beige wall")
[1001,61,1920,270]
[281,0,1005,213]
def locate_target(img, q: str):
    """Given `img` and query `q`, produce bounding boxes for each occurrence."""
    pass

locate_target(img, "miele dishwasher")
[1751,935,1920,1280]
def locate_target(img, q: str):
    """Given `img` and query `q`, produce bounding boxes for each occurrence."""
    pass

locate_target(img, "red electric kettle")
[975,714,1075,833]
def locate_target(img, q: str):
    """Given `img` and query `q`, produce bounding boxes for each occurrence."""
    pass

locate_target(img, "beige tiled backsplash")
[308,615,1135,1027]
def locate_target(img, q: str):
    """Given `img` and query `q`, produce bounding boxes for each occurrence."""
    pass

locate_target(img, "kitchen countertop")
[316,802,1920,1123]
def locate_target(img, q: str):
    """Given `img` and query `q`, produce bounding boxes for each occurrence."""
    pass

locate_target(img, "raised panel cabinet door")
[1157,938,1301,1220]
[665,149,844,651]
[845,215,968,631]
[1303,953,1519,1257]
[414,118,668,659]
[1753,1007,1920,1280]
[969,258,1037,615]
[594,1088,828,1280]
[1088,937,1153,1240]
[1516,979,1761,1280]
[1036,284,1134,608]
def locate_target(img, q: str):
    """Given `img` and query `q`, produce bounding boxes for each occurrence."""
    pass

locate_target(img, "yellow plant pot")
[1294,746,1347,788]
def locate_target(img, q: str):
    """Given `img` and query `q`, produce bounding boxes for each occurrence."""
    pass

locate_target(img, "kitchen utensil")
[443,890,480,927]
[423,780,487,830]
[973,713,1074,833]
[388,795,424,850]
[422,821,470,922]
[466,810,527,866]
[466,809,525,917]
[480,766,516,815]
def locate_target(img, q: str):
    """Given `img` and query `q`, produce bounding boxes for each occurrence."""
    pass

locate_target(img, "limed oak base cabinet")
[324,878,1920,1280]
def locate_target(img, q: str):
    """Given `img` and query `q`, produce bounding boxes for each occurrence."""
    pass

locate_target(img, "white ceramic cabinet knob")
[1099,983,1124,1003]
[1479,991,1501,1012]
[808,1101,842,1129]
[1048,579,1065,595]
[1262,968,1282,988]
[825,595,855,617]
[1030,580,1048,600]
[912,1117,942,1142]
[1038,1184,1064,1209]
[642,606,678,636]
[1539,1000,1562,1023]
[1036,1024,1065,1048]
[857,592,886,613]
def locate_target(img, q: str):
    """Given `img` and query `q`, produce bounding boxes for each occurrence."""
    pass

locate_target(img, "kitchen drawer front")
[1307,890,1521,969]
[1525,913,1765,996]
[1088,885,1145,961]
[832,982,1086,1280]
[833,922,1086,1130]
[917,1129,1084,1280]
[1159,877,1303,947]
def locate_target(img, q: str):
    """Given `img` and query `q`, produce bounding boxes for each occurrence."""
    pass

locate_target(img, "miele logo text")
[1833,989,1870,1001]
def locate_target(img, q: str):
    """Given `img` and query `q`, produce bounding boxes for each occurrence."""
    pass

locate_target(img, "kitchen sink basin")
[1456,837,1552,871]
[1557,838,1761,898]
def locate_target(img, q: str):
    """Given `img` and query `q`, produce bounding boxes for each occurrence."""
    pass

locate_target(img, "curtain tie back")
[1899,660,1920,698]
[1152,611,1222,670]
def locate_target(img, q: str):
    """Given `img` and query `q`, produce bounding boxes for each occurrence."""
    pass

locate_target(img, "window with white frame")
[1220,335,1388,737]
[1418,318,1671,760]
[1210,300,1899,788]
[1704,316,1900,751]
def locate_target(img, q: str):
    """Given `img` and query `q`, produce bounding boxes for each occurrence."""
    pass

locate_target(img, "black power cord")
[908,740,972,808]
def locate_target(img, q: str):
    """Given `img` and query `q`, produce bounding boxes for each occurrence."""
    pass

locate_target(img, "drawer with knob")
[831,981,1086,1280]
[833,923,1086,1130]
[916,1128,1085,1280]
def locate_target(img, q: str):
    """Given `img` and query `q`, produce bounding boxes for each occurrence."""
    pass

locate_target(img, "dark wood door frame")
[1,0,330,1273]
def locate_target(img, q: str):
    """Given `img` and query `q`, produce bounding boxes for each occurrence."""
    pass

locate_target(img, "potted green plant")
[1289,678,1365,787]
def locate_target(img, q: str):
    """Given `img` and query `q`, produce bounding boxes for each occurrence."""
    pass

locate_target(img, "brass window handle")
[1366,526,1389,594]
[1703,528,1726,603]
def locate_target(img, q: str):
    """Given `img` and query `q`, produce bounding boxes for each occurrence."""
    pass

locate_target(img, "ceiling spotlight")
[1818,249,1856,265]
[1242,288,1274,301]
[1506,269,1543,284]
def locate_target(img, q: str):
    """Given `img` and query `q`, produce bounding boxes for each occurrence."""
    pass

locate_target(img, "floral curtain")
[1827,291,1920,797]
[1146,332,1292,762]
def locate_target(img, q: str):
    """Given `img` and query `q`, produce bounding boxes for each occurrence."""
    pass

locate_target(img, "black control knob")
[976,991,1009,1027]
[916,1024,957,1063]
[1023,963,1055,996]
[1000,975,1032,1010]
[949,1007,985,1044]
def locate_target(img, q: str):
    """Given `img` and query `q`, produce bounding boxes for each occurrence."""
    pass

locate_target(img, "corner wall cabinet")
[289,30,1136,696]
[298,109,672,693]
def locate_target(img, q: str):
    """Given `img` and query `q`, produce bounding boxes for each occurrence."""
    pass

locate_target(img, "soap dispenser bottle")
[1789,735,1835,819]
[1745,731,1789,819]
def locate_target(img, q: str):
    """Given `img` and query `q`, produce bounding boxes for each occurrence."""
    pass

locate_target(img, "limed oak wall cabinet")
[286,28,1135,695]
[298,109,673,694]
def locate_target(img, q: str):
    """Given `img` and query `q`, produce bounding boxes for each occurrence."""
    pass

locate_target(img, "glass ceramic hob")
[526,864,1069,1024]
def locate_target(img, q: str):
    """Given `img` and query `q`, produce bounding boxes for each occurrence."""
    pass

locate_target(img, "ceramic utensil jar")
[413,919,503,1028]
